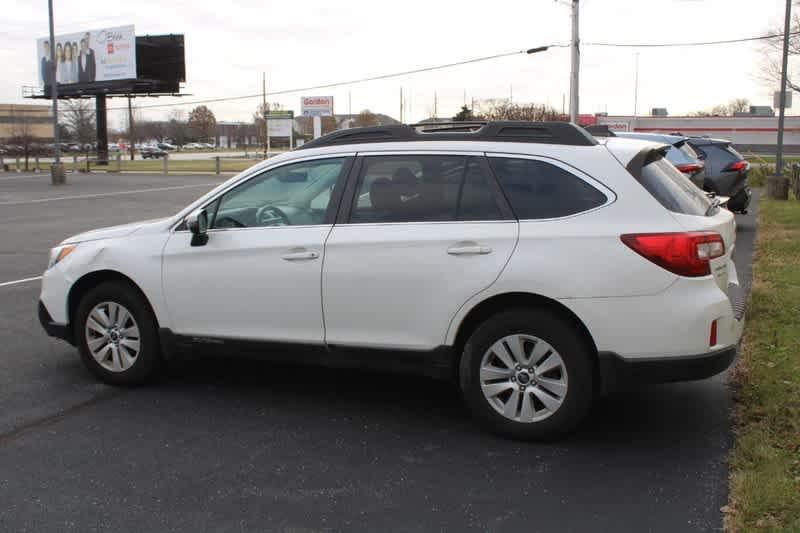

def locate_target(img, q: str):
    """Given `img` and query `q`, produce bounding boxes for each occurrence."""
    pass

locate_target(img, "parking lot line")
[0,276,42,288]
[0,183,218,206]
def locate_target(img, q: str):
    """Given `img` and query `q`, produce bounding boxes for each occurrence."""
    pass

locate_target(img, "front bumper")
[38,300,74,345]
[598,345,737,393]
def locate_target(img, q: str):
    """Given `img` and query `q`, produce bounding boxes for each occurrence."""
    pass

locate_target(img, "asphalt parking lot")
[0,171,759,532]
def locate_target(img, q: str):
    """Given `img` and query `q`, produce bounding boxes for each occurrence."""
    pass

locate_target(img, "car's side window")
[210,158,345,229]
[488,157,607,220]
[349,155,503,223]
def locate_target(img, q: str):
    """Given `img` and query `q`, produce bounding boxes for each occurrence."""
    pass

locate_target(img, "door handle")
[447,244,492,255]
[281,250,320,261]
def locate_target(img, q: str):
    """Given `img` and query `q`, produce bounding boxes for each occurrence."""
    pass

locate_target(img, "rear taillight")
[724,160,748,172]
[620,232,725,277]
[709,319,718,347]
[675,162,704,175]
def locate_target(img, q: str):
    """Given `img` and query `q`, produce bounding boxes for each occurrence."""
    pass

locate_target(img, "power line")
[105,31,798,112]
[108,47,565,111]
[584,30,800,48]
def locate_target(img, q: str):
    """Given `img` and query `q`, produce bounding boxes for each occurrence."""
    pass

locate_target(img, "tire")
[74,281,161,385]
[459,308,594,440]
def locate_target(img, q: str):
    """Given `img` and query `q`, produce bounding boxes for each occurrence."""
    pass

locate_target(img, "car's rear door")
[322,152,517,351]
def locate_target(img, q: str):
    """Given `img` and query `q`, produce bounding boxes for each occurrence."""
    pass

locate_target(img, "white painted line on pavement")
[0,276,42,288]
[0,183,218,206]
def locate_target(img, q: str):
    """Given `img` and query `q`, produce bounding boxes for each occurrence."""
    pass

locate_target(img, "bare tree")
[136,120,168,143]
[761,13,800,93]
[475,100,563,121]
[7,106,39,170]
[352,109,379,128]
[689,98,751,117]
[62,99,95,153]
[188,105,217,143]
[166,109,190,147]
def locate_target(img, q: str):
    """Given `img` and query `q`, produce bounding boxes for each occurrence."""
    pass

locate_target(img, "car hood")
[62,217,169,244]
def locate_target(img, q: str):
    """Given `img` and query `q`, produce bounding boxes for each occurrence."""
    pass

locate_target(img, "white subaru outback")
[38,122,744,440]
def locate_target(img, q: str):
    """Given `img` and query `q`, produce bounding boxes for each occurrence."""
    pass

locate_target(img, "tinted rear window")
[704,144,741,167]
[638,155,711,216]
[488,157,607,219]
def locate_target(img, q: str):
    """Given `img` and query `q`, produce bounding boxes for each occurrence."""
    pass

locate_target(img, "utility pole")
[47,0,64,183]
[569,0,580,124]
[776,0,792,179]
[510,85,513,104]
[349,91,352,117]
[633,52,640,118]
[433,92,438,120]
[128,96,135,161]
[268,72,269,159]
[399,87,404,123]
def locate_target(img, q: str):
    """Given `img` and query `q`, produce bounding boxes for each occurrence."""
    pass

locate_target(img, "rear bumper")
[38,300,73,345]
[727,186,752,213]
[598,345,737,393]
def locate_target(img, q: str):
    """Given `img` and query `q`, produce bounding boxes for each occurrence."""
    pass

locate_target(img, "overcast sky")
[1,0,793,127]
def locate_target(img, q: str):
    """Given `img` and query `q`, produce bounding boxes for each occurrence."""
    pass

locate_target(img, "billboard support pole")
[96,94,108,165]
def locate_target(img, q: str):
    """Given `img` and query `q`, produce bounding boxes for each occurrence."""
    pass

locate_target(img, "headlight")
[48,244,77,269]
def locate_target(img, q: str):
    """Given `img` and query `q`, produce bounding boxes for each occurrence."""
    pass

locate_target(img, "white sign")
[301,96,334,117]
[599,121,630,132]
[774,91,792,109]
[268,118,293,137]
[37,25,136,86]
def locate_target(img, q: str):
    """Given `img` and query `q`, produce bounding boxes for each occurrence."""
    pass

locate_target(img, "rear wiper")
[705,196,721,216]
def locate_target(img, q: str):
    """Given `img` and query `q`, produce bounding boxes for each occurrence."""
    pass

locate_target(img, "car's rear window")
[638,154,711,216]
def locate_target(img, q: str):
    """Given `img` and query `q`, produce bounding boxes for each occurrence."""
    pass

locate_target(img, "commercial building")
[0,104,52,140]
[595,114,800,153]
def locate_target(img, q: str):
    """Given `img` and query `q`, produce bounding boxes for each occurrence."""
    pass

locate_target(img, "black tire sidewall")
[74,282,160,385]
[460,308,593,440]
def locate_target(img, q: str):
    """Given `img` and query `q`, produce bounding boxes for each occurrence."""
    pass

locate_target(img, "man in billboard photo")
[78,34,96,83]
[40,40,52,87]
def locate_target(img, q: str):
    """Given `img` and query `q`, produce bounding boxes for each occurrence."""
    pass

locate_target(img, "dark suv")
[685,137,751,213]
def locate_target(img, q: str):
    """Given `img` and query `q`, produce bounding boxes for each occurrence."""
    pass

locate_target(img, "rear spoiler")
[584,125,616,137]
[625,144,671,180]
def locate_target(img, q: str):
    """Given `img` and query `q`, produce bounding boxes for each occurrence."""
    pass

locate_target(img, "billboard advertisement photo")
[37,25,136,87]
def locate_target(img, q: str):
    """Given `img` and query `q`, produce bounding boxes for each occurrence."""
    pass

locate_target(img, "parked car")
[685,137,752,213]
[199,142,216,150]
[599,131,706,189]
[182,143,202,150]
[157,143,177,151]
[141,147,168,159]
[108,143,120,152]
[38,122,743,440]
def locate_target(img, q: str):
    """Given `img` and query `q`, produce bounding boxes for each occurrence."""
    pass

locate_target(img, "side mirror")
[186,208,209,246]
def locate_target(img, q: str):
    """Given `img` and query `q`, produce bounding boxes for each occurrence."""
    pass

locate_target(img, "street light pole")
[569,0,580,124]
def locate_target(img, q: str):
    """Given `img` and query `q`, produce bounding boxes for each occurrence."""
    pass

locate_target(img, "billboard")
[266,111,294,137]
[37,25,136,87]
[301,96,333,117]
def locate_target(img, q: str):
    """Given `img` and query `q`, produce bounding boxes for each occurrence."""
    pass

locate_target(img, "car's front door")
[322,153,518,351]
[162,156,352,343]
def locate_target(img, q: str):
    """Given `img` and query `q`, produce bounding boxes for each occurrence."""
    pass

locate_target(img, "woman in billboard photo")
[63,42,77,84]
[55,43,65,84]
